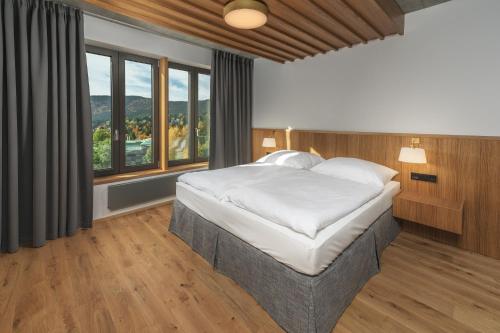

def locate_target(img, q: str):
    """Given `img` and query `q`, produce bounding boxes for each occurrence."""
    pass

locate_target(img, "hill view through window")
[87,46,159,175]
[87,46,210,176]
[168,64,210,165]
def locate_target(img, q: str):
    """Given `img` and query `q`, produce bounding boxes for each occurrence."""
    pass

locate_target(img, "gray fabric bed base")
[169,200,400,333]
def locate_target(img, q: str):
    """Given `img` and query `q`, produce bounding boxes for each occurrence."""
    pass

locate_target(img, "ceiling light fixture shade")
[223,0,268,29]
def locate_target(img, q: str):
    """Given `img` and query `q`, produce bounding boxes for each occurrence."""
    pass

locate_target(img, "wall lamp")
[399,138,437,183]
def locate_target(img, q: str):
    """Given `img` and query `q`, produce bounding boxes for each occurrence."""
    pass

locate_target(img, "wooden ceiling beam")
[340,0,385,38]
[311,0,368,43]
[156,0,308,59]
[265,14,331,54]
[264,0,346,50]
[344,0,404,37]
[84,0,288,62]
[136,0,297,61]
[372,0,405,35]
[313,0,382,42]
[284,0,364,45]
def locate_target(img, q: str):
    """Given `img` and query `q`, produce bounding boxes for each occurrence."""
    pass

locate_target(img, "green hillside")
[91,95,209,129]
[91,95,152,129]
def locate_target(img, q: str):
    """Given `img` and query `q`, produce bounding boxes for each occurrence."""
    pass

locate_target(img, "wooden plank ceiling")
[83,0,405,63]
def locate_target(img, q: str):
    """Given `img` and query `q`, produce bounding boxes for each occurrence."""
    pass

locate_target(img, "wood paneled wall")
[252,128,500,260]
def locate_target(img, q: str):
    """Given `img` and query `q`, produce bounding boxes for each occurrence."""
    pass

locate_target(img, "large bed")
[169,155,401,333]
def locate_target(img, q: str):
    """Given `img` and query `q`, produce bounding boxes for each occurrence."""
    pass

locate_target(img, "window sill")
[93,162,208,186]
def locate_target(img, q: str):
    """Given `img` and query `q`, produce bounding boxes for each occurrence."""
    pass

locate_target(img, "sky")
[125,60,152,98]
[169,68,210,101]
[87,52,210,101]
[87,53,111,96]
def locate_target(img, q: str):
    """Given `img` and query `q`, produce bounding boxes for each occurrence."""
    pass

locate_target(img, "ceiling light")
[223,0,268,29]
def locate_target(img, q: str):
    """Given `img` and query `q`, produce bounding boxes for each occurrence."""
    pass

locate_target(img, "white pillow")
[256,150,324,169]
[311,157,398,188]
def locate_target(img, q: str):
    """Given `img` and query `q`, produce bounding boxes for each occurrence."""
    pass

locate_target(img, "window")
[168,63,210,166]
[87,46,159,176]
[87,51,114,172]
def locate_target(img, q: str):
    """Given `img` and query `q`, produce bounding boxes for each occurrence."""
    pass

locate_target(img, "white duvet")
[178,163,298,199]
[178,164,383,239]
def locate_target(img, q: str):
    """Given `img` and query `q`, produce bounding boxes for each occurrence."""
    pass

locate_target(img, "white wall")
[85,15,211,67]
[253,0,500,136]
[85,15,212,219]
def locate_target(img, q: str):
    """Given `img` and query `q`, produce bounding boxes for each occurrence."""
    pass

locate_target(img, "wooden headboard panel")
[252,128,500,260]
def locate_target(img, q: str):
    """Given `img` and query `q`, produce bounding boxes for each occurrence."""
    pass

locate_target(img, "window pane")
[168,68,190,161]
[124,60,153,167]
[87,52,112,171]
[197,73,210,159]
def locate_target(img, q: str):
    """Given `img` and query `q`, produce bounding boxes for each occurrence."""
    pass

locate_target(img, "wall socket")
[411,172,437,183]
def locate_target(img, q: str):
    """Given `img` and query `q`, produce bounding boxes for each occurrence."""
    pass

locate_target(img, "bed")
[169,155,401,333]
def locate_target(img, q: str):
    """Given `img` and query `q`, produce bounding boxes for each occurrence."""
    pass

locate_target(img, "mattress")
[176,181,400,275]
[178,163,383,238]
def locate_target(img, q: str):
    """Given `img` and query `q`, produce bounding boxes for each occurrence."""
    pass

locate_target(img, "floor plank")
[1,204,499,332]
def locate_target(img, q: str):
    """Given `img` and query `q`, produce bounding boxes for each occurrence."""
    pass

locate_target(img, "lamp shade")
[399,147,427,164]
[223,0,268,29]
[262,137,276,148]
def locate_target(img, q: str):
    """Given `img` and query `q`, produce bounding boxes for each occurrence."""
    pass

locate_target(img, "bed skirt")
[169,200,400,333]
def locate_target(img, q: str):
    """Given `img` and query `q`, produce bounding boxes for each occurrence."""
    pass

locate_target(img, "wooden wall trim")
[252,128,500,260]
[253,128,500,141]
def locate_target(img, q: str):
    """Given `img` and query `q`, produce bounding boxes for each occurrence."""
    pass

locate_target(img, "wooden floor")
[1,204,500,333]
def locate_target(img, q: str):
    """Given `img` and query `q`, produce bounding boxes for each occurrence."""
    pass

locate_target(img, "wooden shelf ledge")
[393,191,464,235]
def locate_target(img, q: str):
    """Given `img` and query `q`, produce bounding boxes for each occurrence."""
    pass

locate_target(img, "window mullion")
[112,50,121,175]
[191,70,198,163]
[118,52,126,173]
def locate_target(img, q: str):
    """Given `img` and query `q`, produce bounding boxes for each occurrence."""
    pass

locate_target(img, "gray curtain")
[209,50,253,169]
[1,0,93,252]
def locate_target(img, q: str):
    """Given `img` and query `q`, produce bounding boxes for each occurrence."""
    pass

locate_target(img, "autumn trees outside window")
[168,63,211,166]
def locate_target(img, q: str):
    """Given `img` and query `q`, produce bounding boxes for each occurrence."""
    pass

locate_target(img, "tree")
[93,127,111,142]
[93,139,112,170]
[144,146,152,164]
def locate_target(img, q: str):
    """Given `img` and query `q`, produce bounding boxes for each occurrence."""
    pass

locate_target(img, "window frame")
[119,52,160,173]
[168,62,211,167]
[86,45,160,177]
[86,45,120,177]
